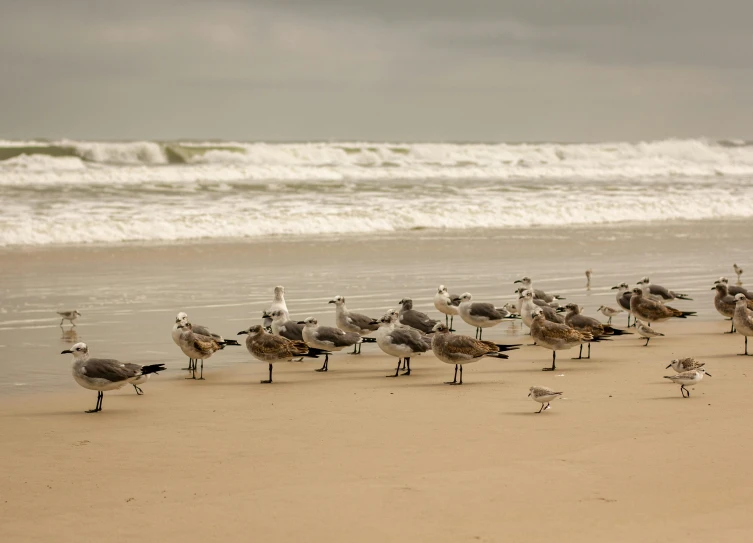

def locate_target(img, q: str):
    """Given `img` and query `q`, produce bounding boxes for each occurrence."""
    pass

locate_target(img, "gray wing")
[449,294,462,307]
[387,328,429,353]
[569,314,601,329]
[401,310,439,333]
[543,306,565,324]
[648,284,673,300]
[347,312,379,332]
[469,302,504,319]
[192,324,223,341]
[317,326,360,347]
[83,358,138,382]
[618,292,632,311]
[278,320,304,341]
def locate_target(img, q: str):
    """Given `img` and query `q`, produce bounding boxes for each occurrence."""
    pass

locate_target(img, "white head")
[639,277,650,285]
[437,285,447,294]
[531,308,544,320]
[73,310,82,317]
[432,322,450,333]
[61,342,89,360]
[274,286,285,297]
[175,311,188,324]
[268,309,287,322]
[735,293,748,303]
[383,309,399,323]
[459,292,472,302]
[329,295,345,306]
[717,276,729,285]
[523,290,534,300]
[514,276,532,287]
[302,317,318,327]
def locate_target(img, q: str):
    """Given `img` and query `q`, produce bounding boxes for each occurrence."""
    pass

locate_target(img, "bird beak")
[705,372,712,377]
[237,331,248,335]
[527,392,531,397]
[610,286,619,290]
[61,350,73,354]
[328,300,335,304]
[297,321,306,325]
[710,286,716,290]
[665,364,671,369]
[514,280,521,284]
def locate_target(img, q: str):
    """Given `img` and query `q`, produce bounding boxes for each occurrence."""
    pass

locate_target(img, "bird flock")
[57,266,753,413]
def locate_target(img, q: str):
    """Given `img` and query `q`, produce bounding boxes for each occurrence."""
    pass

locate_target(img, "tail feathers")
[304,347,331,358]
[141,364,166,376]
[493,343,522,352]
[486,352,510,359]
[361,337,377,343]
[675,294,693,301]
[589,336,612,343]
[555,307,566,313]
[678,311,697,318]
[603,326,631,336]
[223,339,241,346]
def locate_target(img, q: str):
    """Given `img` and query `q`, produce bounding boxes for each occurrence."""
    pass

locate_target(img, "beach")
[2,222,752,542]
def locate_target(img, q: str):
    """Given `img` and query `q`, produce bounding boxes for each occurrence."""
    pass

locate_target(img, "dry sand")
[2,224,753,541]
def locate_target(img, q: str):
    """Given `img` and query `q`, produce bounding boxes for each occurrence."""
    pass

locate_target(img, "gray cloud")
[0,0,751,141]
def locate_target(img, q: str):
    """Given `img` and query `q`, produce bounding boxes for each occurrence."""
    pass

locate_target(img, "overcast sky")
[1,0,752,141]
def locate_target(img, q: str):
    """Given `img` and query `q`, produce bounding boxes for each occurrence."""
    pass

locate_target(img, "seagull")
[57,310,81,327]
[637,277,693,302]
[733,293,753,356]
[374,314,429,376]
[268,309,306,341]
[597,305,623,325]
[630,287,696,325]
[177,322,228,380]
[666,358,709,374]
[635,320,664,346]
[713,283,753,333]
[398,298,440,334]
[263,286,289,330]
[715,277,753,299]
[61,342,165,413]
[664,368,708,398]
[528,386,563,413]
[457,292,514,340]
[611,283,635,326]
[564,303,625,358]
[430,323,519,385]
[433,285,462,330]
[237,324,317,383]
[329,295,379,354]
[513,277,564,303]
[300,317,361,372]
[172,312,240,371]
[734,263,743,284]
[519,290,564,332]
[530,308,602,371]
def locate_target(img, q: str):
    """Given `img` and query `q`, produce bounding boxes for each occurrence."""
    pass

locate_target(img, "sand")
[1,223,753,541]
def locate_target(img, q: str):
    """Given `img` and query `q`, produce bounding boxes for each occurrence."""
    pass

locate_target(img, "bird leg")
[133,384,144,395]
[445,364,459,384]
[572,344,583,360]
[644,338,650,346]
[449,315,455,332]
[739,336,752,356]
[607,316,612,325]
[261,363,273,384]
[402,358,411,376]
[536,402,545,413]
[542,351,556,371]
[197,359,205,380]
[60,318,64,326]
[315,353,329,372]
[725,321,736,334]
[86,391,103,413]
[387,359,401,377]
[586,343,591,359]
[182,358,193,371]
[185,361,197,380]
[478,328,483,341]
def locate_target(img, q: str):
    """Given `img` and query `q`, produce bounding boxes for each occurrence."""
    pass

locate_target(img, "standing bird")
[329,295,379,354]
[519,290,564,332]
[611,283,634,326]
[597,305,623,325]
[630,287,696,325]
[513,277,564,303]
[61,342,165,413]
[733,293,753,356]
[713,283,753,333]
[237,324,315,383]
[374,314,429,376]
[715,277,753,299]
[300,317,361,372]
[528,386,563,413]
[585,269,592,290]
[268,309,306,341]
[734,263,743,285]
[637,277,693,302]
[172,312,240,371]
[398,298,440,334]
[177,322,227,380]
[635,320,664,346]
[664,368,708,398]
[430,323,518,385]
[263,286,289,330]
[433,285,461,330]
[564,303,625,359]
[457,292,514,340]
[530,309,599,371]
[57,310,81,327]
[666,358,709,374]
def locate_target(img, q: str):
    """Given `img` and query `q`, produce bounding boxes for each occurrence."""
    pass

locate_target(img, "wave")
[2,138,753,187]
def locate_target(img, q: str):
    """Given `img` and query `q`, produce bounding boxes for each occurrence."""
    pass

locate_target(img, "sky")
[1,0,752,142]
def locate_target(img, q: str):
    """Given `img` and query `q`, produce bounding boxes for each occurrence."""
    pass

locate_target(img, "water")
[2,138,753,246]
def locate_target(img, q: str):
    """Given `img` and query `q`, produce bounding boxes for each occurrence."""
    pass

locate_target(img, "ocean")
[1,138,753,247]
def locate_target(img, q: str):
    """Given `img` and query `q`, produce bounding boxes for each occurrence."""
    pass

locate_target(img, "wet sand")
[1,221,752,541]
